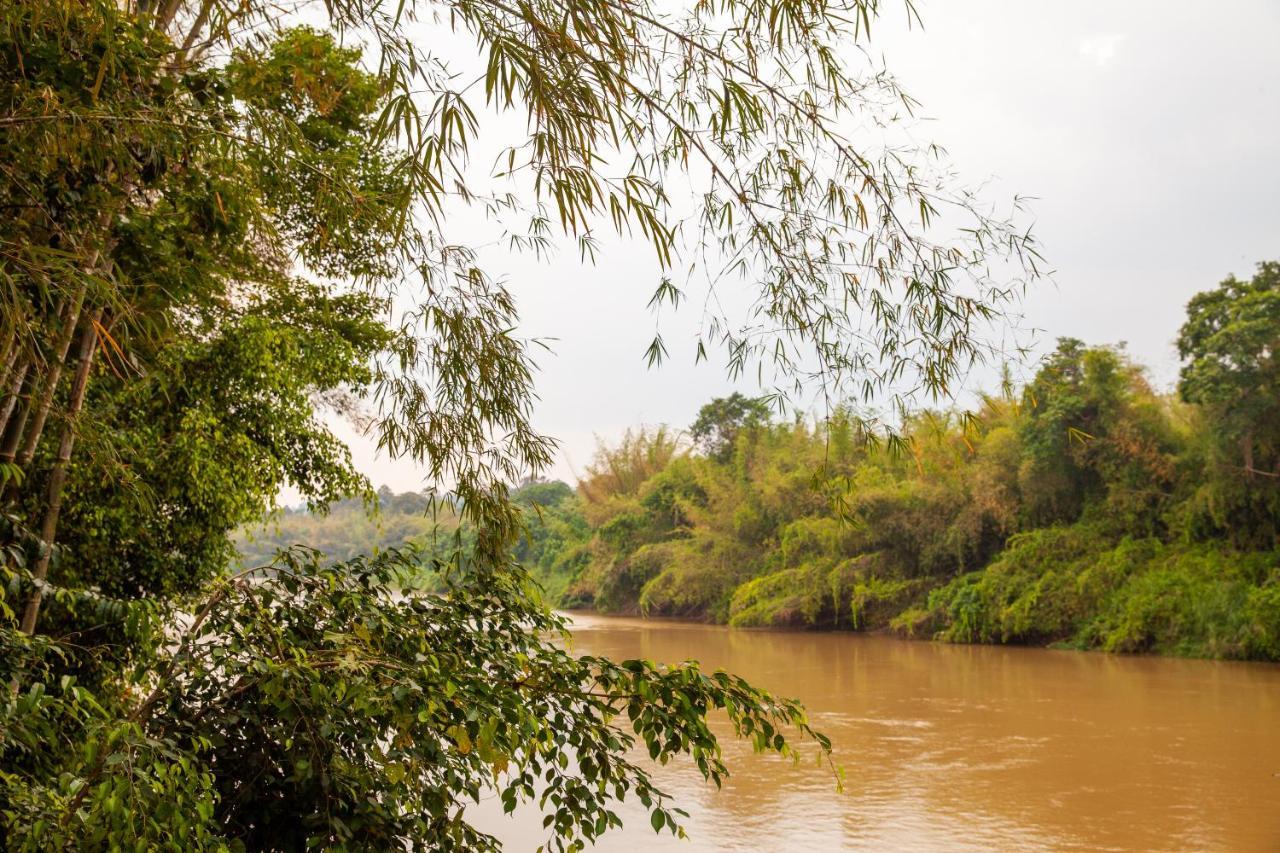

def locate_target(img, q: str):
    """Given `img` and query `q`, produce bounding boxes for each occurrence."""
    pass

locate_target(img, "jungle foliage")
[478,267,1280,660]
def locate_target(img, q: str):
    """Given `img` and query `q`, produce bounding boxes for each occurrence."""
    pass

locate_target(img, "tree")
[690,393,773,462]
[1016,339,1179,531]
[1177,262,1280,546]
[0,0,1039,848]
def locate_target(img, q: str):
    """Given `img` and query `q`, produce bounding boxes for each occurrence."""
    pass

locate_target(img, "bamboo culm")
[0,332,16,396]
[10,285,89,469]
[0,366,36,463]
[0,358,30,440]
[18,309,102,636]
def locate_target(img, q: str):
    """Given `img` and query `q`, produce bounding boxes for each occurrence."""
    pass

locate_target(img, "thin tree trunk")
[178,0,212,55]
[14,198,122,468]
[0,332,16,394]
[0,358,30,439]
[0,366,36,463]
[18,310,102,636]
[11,286,89,469]
[155,0,186,33]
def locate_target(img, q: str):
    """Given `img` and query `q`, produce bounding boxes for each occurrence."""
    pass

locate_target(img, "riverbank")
[558,532,1280,662]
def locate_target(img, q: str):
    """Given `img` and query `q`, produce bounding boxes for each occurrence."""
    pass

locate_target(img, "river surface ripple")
[470,612,1280,852]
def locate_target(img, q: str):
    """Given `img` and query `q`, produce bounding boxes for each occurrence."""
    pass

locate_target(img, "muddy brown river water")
[471,612,1280,851]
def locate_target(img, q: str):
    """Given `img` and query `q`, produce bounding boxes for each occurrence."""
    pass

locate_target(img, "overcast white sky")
[324,0,1280,493]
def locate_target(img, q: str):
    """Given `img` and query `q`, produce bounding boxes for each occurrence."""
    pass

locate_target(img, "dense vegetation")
[288,266,1279,661]
[1,0,1049,847]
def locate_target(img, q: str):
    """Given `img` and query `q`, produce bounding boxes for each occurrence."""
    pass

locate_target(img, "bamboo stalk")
[18,310,102,636]
[11,285,89,469]
[178,0,212,56]
[0,366,36,463]
[0,358,30,439]
[155,0,186,33]
[0,331,16,394]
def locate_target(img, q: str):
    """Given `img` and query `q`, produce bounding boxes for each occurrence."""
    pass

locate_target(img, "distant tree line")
[237,481,590,602]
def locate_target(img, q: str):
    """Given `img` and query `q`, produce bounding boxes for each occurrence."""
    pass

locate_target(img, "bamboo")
[18,310,102,636]
[155,0,186,33]
[0,366,35,463]
[178,0,212,55]
[12,285,89,468]
[0,331,16,394]
[0,358,30,439]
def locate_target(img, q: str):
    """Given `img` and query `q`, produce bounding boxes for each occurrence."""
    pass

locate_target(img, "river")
[470,611,1280,851]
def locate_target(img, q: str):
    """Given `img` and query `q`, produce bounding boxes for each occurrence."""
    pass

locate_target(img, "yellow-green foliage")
[924,533,1280,659]
[547,329,1280,660]
[851,575,923,631]
[638,534,758,620]
[921,525,1130,645]
[728,569,809,627]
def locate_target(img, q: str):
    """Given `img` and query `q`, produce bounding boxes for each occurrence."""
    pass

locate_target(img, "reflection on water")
[470,613,1280,851]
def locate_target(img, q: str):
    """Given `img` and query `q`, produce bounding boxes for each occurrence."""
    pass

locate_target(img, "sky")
[323,0,1280,494]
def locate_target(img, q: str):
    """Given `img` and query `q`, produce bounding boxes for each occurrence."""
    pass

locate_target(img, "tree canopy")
[690,393,773,461]
[1176,262,1280,546]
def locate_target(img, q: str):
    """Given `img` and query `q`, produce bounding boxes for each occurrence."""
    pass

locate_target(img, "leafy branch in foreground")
[2,548,834,851]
